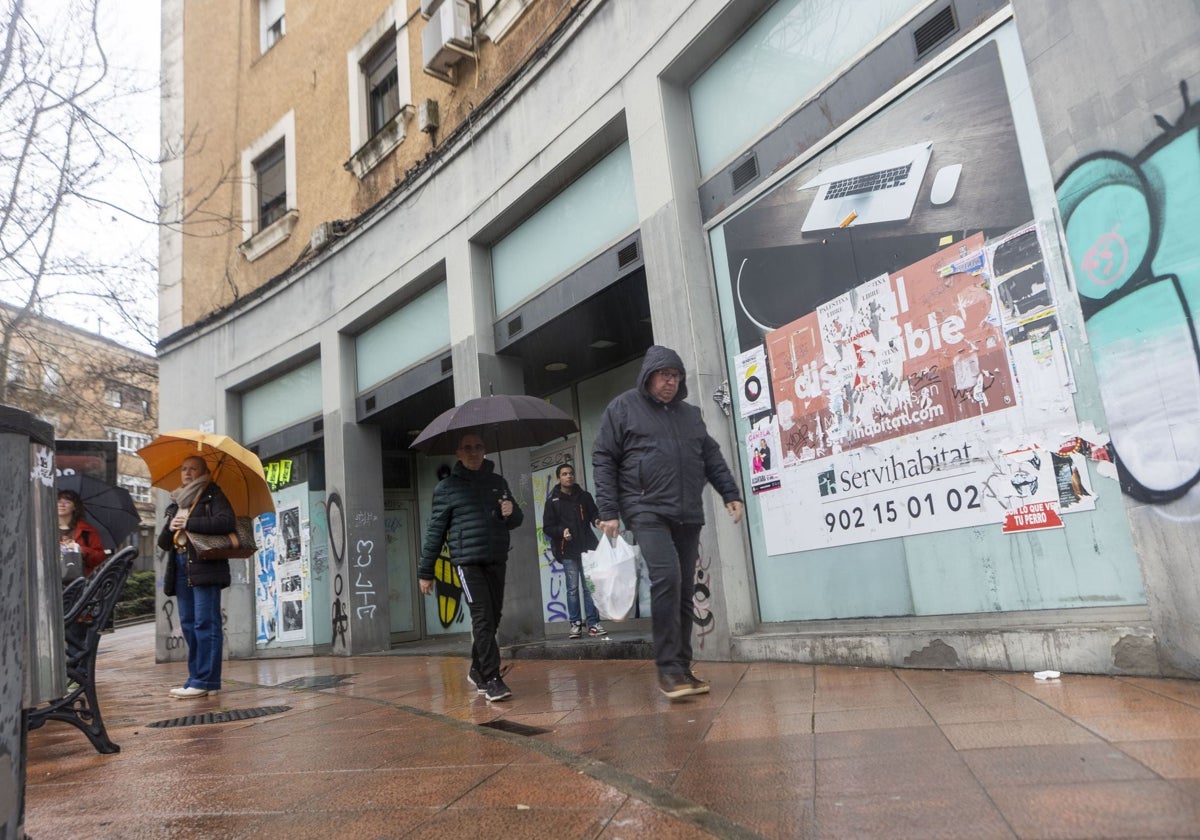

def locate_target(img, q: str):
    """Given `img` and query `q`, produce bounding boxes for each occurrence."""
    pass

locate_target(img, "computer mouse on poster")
[930,164,962,205]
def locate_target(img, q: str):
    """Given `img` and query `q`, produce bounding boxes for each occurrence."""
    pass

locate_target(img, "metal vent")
[730,154,759,193]
[440,355,453,374]
[148,706,292,728]
[914,5,957,58]
[480,719,551,736]
[312,418,324,434]
[507,315,523,338]
[365,396,376,412]
[617,241,639,268]
[274,674,356,690]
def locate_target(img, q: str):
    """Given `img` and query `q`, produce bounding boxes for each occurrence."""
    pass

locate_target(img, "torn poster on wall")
[746,423,782,494]
[735,345,772,418]
[765,233,1015,466]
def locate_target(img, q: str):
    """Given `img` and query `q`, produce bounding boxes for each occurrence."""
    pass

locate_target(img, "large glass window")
[355,283,450,390]
[707,26,1144,623]
[241,358,321,442]
[491,142,637,314]
[689,0,919,175]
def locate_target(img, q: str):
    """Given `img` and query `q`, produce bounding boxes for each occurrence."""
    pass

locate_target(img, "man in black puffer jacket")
[419,431,524,701]
[593,346,744,700]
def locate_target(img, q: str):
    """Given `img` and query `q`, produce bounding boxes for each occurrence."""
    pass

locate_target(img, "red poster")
[766,234,1015,464]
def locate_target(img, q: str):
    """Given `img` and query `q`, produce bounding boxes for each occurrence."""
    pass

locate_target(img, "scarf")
[170,479,209,512]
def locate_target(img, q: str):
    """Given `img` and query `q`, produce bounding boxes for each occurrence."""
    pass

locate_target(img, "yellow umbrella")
[137,429,275,517]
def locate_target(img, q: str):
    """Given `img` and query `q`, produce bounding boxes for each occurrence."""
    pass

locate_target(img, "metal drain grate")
[273,674,356,690]
[479,719,551,737]
[147,705,292,728]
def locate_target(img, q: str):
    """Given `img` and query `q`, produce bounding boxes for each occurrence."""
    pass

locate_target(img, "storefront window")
[708,28,1144,622]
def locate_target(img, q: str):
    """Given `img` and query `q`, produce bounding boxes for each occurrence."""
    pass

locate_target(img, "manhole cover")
[274,674,356,690]
[479,720,551,736]
[147,705,292,728]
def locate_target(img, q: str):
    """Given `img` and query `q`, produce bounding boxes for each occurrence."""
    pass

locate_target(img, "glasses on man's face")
[459,443,486,453]
[657,370,682,382]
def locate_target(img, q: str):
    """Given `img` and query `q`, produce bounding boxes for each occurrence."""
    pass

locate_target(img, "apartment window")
[254,140,287,230]
[104,387,122,408]
[364,38,400,137]
[346,13,411,177]
[42,363,62,393]
[6,352,25,384]
[118,474,152,504]
[107,428,152,455]
[260,0,285,53]
[239,111,297,261]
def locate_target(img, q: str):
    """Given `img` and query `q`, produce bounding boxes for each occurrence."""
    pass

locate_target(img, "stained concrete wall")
[1015,0,1200,677]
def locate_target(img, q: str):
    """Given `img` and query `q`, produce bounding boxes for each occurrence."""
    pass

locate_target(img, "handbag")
[581,535,638,621]
[186,516,258,560]
[61,548,83,583]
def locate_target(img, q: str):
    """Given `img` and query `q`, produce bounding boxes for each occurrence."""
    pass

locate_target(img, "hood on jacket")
[637,345,688,403]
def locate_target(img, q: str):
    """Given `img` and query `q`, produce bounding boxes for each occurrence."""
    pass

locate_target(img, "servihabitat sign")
[755,234,1090,553]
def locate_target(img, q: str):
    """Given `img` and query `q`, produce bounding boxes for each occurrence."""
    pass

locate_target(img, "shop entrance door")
[384,493,420,642]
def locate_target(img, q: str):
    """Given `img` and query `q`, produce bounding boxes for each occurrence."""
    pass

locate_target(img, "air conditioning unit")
[423,0,473,82]
[310,221,334,252]
[419,0,443,19]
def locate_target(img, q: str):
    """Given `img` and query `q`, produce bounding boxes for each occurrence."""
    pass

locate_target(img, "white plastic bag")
[581,535,638,621]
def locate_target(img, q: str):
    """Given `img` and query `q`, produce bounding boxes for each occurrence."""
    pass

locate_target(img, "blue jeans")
[561,556,600,627]
[174,553,223,691]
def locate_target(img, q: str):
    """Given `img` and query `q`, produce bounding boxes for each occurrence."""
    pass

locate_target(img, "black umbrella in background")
[56,473,141,551]
[410,394,578,456]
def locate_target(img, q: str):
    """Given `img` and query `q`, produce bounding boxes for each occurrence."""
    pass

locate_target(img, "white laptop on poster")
[797,141,933,232]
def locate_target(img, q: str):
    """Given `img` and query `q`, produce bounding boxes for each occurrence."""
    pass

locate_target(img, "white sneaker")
[169,686,209,699]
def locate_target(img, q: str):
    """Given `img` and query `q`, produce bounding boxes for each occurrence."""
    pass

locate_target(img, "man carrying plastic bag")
[593,346,744,701]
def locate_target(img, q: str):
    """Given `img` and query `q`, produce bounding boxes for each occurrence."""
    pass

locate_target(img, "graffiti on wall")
[1056,81,1200,507]
[325,492,348,650]
[691,552,717,651]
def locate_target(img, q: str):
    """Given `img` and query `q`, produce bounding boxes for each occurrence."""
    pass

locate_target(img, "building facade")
[1,304,159,564]
[159,0,1200,678]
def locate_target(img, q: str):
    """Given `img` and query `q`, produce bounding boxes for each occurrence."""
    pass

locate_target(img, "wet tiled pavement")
[22,623,1200,838]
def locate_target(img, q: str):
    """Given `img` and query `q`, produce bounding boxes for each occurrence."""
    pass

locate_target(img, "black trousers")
[627,514,702,677]
[457,562,506,681]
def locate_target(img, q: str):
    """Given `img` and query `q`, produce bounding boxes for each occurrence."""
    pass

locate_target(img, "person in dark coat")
[158,455,236,699]
[542,463,604,638]
[593,345,744,700]
[419,431,524,701]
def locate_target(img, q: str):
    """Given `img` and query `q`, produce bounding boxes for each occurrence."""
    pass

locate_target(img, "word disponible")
[835,443,974,492]
[824,485,983,533]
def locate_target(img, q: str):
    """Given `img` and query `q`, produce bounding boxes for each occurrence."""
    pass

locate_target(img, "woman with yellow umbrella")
[140,430,274,700]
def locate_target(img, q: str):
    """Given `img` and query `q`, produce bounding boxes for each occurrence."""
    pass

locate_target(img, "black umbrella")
[56,473,141,550]
[410,394,578,456]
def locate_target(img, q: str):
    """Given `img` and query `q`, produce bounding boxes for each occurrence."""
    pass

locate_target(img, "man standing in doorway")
[593,346,744,700]
[419,431,524,701]
[542,463,605,638]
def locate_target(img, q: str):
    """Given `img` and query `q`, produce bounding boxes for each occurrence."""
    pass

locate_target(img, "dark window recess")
[914,5,957,58]
[440,356,453,374]
[312,418,324,434]
[507,315,523,338]
[617,241,640,269]
[363,37,400,137]
[254,140,287,230]
[730,153,760,193]
[365,395,376,411]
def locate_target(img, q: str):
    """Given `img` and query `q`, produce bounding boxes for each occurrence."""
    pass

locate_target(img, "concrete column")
[323,329,390,654]
[622,64,757,661]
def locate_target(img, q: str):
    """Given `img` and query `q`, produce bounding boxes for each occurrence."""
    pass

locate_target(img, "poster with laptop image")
[725,40,1033,354]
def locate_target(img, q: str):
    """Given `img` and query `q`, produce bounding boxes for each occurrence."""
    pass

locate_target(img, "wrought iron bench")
[26,546,137,754]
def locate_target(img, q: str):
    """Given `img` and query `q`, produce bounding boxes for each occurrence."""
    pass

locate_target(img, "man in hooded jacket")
[593,345,744,699]
[542,463,604,637]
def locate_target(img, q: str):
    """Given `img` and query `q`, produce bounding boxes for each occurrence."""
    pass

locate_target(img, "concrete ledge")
[730,621,1161,676]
